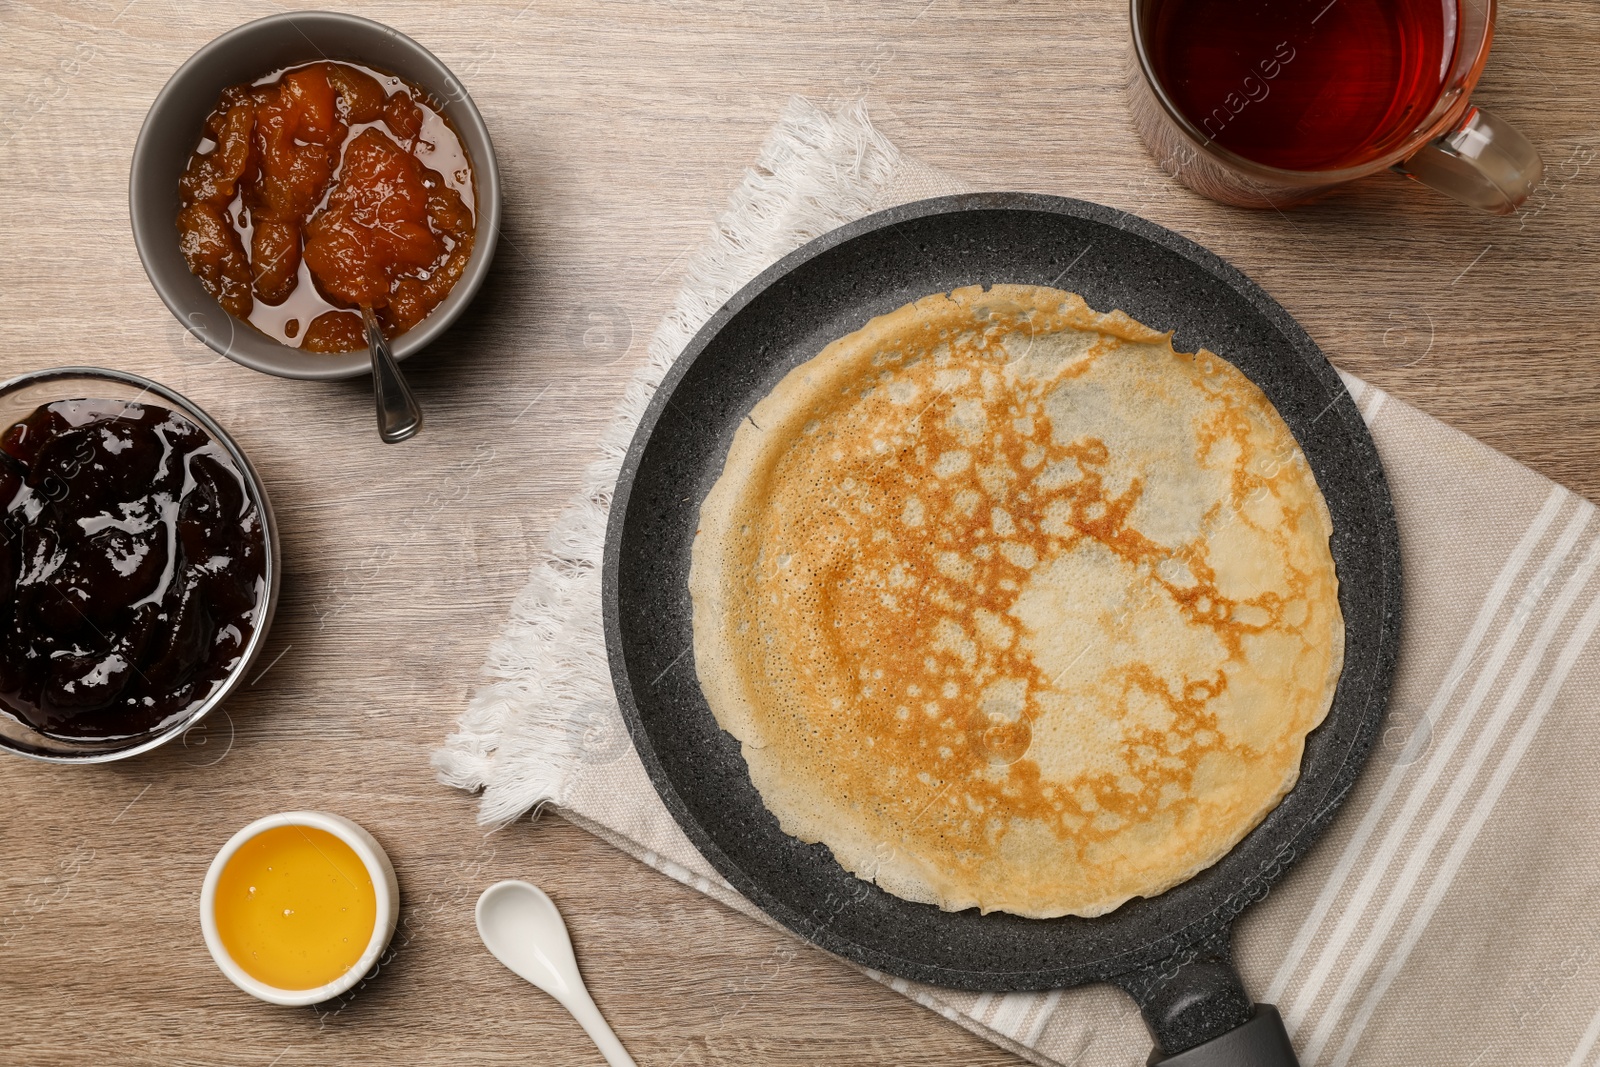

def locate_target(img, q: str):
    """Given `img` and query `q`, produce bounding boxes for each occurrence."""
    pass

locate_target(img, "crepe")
[688,284,1344,919]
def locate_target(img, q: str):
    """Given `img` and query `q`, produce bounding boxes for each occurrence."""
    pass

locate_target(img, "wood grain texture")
[0,2,1595,1064]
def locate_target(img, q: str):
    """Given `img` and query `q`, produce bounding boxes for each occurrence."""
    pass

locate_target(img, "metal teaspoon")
[363,306,423,444]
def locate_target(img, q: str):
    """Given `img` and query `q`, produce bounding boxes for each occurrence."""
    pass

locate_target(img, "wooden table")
[1,2,1595,1064]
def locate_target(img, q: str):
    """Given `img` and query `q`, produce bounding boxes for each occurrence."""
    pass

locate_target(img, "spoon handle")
[563,989,638,1067]
[363,306,424,444]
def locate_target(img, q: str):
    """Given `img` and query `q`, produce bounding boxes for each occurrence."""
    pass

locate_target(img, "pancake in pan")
[688,284,1343,919]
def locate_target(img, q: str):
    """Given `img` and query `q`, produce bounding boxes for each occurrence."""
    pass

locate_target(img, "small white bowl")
[201,811,400,1006]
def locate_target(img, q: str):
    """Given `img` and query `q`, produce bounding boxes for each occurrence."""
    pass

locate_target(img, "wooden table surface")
[1,2,1596,1064]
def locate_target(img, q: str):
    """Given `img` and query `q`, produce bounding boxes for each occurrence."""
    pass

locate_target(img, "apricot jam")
[0,400,266,740]
[177,62,476,353]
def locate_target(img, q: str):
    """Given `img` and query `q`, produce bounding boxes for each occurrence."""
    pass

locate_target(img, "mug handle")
[1394,105,1543,215]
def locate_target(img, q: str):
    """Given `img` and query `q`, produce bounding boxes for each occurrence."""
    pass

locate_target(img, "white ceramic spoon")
[475,880,638,1067]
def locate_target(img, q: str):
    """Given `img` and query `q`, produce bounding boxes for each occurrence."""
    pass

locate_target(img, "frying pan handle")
[1113,926,1301,1066]
[1146,1005,1298,1066]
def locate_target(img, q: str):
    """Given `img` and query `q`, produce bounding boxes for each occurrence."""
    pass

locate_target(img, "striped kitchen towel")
[436,97,1600,1067]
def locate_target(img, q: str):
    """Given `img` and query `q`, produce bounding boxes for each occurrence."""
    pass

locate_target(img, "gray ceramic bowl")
[0,367,281,763]
[129,11,501,381]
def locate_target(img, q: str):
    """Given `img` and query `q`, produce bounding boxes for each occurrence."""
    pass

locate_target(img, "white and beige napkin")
[436,99,1600,1067]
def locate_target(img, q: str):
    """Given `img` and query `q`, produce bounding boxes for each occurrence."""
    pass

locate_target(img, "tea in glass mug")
[1127,0,1542,213]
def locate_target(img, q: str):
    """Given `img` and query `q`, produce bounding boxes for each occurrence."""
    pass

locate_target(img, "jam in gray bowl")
[129,11,501,381]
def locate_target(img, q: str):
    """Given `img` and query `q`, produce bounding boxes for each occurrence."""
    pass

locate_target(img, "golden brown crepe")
[688,284,1343,918]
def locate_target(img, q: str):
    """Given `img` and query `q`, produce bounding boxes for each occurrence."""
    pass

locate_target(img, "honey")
[213,824,377,991]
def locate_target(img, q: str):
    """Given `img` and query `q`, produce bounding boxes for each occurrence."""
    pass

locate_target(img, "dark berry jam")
[0,399,266,740]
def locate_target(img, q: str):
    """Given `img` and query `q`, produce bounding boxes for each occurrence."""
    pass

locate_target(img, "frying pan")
[603,193,1402,1065]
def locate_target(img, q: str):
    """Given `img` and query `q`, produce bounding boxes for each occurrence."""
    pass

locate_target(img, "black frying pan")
[603,193,1402,1065]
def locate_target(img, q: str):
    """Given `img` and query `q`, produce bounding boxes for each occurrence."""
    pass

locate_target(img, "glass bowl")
[0,367,281,763]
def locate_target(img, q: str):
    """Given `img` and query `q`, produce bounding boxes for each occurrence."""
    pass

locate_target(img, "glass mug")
[1126,0,1543,214]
